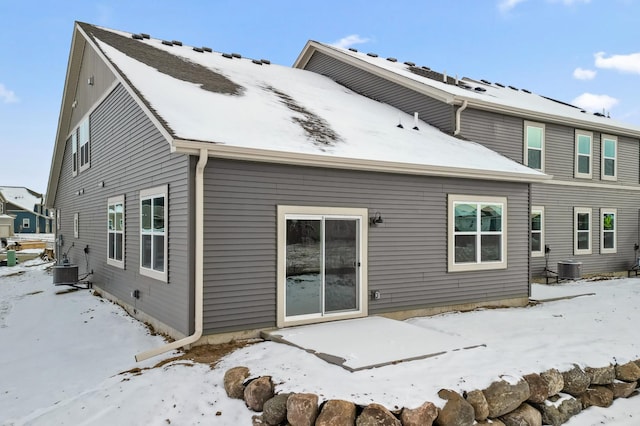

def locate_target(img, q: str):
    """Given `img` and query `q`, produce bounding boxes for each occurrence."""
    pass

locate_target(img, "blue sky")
[1,0,639,195]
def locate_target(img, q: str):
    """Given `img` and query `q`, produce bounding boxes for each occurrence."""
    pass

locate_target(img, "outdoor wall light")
[369,212,384,226]
[88,76,94,86]
[98,181,105,188]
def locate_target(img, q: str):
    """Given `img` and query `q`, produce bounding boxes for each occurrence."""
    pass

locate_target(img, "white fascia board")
[172,139,551,184]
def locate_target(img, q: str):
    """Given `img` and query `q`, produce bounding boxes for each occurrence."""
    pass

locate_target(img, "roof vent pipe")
[443,70,447,83]
[455,74,458,85]
[413,112,419,130]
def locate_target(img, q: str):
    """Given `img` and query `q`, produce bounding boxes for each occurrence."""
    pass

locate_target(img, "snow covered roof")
[71,23,547,183]
[0,186,42,212]
[295,42,640,139]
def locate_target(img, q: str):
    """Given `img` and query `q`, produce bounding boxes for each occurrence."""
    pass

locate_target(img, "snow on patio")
[263,316,484,371]
[2,261,640,425]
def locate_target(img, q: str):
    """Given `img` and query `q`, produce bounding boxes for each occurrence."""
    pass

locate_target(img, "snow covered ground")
[1,259,640,425]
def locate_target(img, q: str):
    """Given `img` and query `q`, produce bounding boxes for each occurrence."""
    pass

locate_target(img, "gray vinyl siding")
[458,108,524,163]
[531,183,639,276]
[68,42,116,133]
[202,159,530,334]
[53,83,193,335]
[304,51,455,133]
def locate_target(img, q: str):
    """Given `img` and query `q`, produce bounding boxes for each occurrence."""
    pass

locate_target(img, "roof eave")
[294,41,457,105]
[460,98,640,139]
[173,139,551,184]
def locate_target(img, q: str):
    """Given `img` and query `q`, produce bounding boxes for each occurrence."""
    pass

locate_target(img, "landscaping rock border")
[226,360,640,425]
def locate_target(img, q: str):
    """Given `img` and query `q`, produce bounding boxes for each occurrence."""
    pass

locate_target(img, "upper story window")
[448,195,507,272]
[575,130,593,179]
[70,133,77,177]
[524,122,545,171]
[79,118,90,172]
[601,135,617,181]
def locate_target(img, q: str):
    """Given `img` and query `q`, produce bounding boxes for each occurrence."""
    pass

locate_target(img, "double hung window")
[140,186,167,281]
[575,131,593,179]
[525,122,545,171]
[449,195,507,272]
[574,207,592,255]
[108,196,125,268]
[601,136,617,181]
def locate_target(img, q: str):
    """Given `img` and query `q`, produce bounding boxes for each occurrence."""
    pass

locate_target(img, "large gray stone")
[616,361,640,382]
[499,403,541,426]
[435,389,475,426]
[223,366,250,399]
[579,386,614,409]
[561,365,590,397]
[316,399,356,426]
[523,373,548,404]
[607,380,638,399]
[540,369,564,397]
[287,393,319,426]
[400,401,438,426]
[356,403,401,426]
[262,393,291,425]
[465,389,489,421]
[482,378,531,418]
[533,394,581,426]
[585,365,615,385]
[244,376,274,412]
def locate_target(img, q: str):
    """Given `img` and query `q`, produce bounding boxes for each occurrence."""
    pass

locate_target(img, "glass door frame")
[277,205,368,328]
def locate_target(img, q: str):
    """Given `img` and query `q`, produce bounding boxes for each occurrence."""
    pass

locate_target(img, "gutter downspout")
[454,100,469,136]
[135,148,209,362]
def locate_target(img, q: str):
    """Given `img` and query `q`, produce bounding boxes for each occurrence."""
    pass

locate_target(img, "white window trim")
[601,135,617,181]
[448,195,508,272]
[107,195,125,269]
[575,130,593,179]
[531,206,545,258]
[139,185,168,282]
[71,133,78,177]
[56,209,61,231]
[574,207,592,255]
[276,205,368,328]
[524,121,545,172]
[78,117,91,172]
[22,218,30,229]
[600,208,617,254]
[73,213,79,238]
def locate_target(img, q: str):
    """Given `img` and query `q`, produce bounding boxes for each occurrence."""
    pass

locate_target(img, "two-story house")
[46,22,547,357]
[0,186,53,234]
[294,41,640,277]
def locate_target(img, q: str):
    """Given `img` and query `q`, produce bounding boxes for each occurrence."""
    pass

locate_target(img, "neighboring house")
[0,186,53,234]
[294,42,640,277]
[46,22,547,348]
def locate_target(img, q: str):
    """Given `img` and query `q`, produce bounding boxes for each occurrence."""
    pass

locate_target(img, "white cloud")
[572,93,619,113]
[594,51,640,74]
[331,35,370,49]
[498,0,528,13]
[572,67,597,80]
[0,83,18,103]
